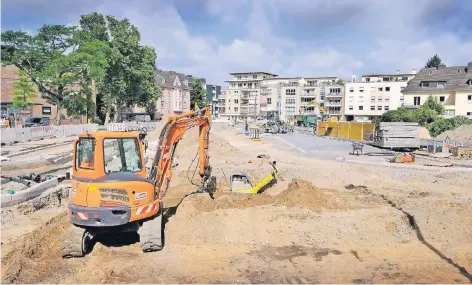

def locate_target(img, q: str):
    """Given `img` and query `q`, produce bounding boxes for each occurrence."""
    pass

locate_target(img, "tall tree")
[78,13,161,123]
[190,78,207,110]
[425,54,444,68]
[1,26,108,124]
[12,70,37,119]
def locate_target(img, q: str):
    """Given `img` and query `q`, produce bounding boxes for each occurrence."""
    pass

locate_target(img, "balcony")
[325,93,343,98]
[325,101,342,107]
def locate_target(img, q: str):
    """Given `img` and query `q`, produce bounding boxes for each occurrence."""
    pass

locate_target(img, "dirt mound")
[174,179,374,217]
[435,124,472,142]
[418,127,432,139]
[1,212,69,283]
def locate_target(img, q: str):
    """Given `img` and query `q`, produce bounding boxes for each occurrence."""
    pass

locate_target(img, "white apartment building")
[223,72,277,119]
[344,72,416,122]
[260,77,343,121]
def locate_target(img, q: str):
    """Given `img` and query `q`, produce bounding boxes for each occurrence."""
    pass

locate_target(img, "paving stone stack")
[375,122,420,149]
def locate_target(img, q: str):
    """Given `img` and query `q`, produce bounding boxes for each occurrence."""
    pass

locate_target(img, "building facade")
[344,72,416,121]
[155,70,191,115]
[223,72,278,119]
[402,62,472,118]
[206,84,221,115]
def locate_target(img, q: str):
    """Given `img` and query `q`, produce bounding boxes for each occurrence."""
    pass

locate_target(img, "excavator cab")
[230,161,278,194]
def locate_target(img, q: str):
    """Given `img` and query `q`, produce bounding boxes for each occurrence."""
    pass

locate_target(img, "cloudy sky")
[2,0,472,85]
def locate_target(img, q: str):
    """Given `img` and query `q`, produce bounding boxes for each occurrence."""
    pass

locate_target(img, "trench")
[346,184,472,282]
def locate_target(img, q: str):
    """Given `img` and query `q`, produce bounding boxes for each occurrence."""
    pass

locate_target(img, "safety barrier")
[317,121,375,142]
[1,124,99,145]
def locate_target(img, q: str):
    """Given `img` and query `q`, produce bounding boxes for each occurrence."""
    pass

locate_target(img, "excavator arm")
[148,106,215,201]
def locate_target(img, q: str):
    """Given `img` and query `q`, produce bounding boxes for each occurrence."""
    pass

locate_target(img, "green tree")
[428,116,472,137]
[78,13,161,123]
[190,78,207,109]
[422,95,445,115]
[1,26,108,124]
[425,54,444,68]
[12,70,37,117]
[373,107,416,123]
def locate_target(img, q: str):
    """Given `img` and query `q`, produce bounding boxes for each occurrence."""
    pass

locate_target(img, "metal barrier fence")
[1,124,99,145]
[420,138,472,153]
[317,121,375,141]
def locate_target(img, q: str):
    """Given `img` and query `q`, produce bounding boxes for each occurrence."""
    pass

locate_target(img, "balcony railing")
[325,93,343,97]
[325,102,342,107]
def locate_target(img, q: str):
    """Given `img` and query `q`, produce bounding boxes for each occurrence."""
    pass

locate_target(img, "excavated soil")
[435,124,472,142]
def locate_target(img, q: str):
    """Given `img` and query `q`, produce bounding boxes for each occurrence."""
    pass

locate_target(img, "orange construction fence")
[317,121,375,141]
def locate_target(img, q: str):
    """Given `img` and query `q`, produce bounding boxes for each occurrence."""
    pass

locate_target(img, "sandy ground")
[1,122,472,284]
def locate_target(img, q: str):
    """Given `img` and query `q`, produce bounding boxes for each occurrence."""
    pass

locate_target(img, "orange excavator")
[62,106,216,257]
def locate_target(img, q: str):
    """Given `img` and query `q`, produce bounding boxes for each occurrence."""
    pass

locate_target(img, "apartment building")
[223,72,278,119]
[155,70,191,115]
[344,71,416,121]
[216,88,227,115]
[260,77,343,121]
[402,62,472,118]
[205,84,221,115]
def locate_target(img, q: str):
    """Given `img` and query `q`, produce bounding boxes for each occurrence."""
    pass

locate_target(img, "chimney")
[396,70,400,74]
[437,64,446,70]
[411,69,417,74]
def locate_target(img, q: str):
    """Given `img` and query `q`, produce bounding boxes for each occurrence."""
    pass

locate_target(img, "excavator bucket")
[230,161,277,194]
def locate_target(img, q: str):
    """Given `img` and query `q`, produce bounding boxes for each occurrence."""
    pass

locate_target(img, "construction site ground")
[1,122,472,283]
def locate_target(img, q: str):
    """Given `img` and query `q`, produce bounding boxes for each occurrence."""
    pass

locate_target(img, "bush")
[427,116,472,137]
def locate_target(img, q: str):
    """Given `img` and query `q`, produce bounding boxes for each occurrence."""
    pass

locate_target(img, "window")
[402,77,408,81]
[401,87,405,92]
[348,105,353,110]
[286,89,296,96]
[104,138,142,173]
[359,87,364,92]
[349,88,354,93]
[286,98,296,104]
[378,87,383,91]
[243,83,246,86]
[445,109,455,116]
[238,83,242,87]
[377,96,382,101]
[377,106,382,110]
[400,95,404,102]
[285,106,296,114]
[76,138,95,170]
[358,96,364,101]
[386,87,390,91]
[237,76,241,79]
[234,107,238,111]
[234,99,239,104]
[370,96,375,102]
[414,96,421,106]
[385,97,389,102]
[359,106,364,110]
[383,77,391,82]
[385,106,389,111]
[267,98,272,104]
[467,112,472,116]
[439,96,445,102]
[253,75,257,79]
[370,106,375,110]
[42,106,51,115]
[468,95,472,102]
[365,78,371,82]
[371,87,376,92]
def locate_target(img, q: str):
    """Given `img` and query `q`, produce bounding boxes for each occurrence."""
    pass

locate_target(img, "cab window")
[104,138,142,173]
[76,138,95,169]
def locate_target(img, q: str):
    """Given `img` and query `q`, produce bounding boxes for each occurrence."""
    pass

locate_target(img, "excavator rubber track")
[61,225,91,258]
[138,202,163,252]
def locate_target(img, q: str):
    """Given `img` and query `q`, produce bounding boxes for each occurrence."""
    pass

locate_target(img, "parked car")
[23,117,51,128]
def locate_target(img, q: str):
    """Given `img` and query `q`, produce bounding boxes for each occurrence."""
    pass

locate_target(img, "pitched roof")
[403,63,472,93]
[155,69,190,90]
[229,72,278,76]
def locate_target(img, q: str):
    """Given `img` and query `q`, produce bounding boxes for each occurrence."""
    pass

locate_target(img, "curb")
[1,178,59,206]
